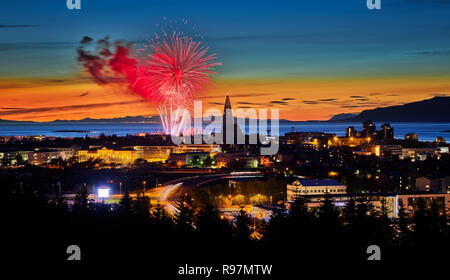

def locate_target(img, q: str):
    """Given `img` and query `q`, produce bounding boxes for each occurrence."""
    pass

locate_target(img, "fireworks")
[77,30,220,136]
[134,34,220,105]
[134,33,220,135]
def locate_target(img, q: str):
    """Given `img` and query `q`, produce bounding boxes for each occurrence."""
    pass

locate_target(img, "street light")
[143,180,146,195]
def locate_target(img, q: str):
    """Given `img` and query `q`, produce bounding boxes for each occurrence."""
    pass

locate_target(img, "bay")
[0,122,449,142]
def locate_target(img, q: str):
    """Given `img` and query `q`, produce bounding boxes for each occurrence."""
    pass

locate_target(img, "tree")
[15,153,25,165]
[316,196,343,260]
[134,158,148,165]
[134,193,151,217]
[195,204,233,247]
[119,191,133,215]
[318,196,341,230]
[174,200,195,234]
[397,198,410,249]
[151,202,173,228]
[343,196,357,225]
[203,156,214,167]
[73,187,89,215]
[1,155,10,167]
[235,210,252,244]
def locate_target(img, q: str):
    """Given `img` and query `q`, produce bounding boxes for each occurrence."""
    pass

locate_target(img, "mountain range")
[333,96,450,122]
[1,96,450,123]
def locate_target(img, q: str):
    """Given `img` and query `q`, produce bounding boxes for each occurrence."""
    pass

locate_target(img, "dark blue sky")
[1,0,450,78]
[1,0,450,121]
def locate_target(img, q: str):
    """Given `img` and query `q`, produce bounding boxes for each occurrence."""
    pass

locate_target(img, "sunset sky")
[1,0,450,121]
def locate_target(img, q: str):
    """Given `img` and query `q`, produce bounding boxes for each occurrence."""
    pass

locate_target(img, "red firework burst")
[132,34,220,105]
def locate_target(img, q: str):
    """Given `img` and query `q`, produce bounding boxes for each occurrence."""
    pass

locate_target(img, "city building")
[28,147,77,165]
[133,146,173,162]
[434,136,446,144]
[0,150,32,166]
[78,147,138,165]
[221,95,244,146]
[405,133,418,142]
[287,178,346,202]
[169,151,210,167]
[354,144,381,156]
[346,126,356,137]
[283,132,334,147]
[173,144,221,154]
[329,136,370,147]
[287,193,450,218]
[402,147,440,160]
[398,193,450,216]
[381,145,403,158]
[215,152,259,169]
[416,175,450,193]
[362,120,376,138]
[437,146,449,154]
[380,123,394,142]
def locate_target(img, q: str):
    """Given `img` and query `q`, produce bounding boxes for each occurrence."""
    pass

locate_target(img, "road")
[155,171,264,215]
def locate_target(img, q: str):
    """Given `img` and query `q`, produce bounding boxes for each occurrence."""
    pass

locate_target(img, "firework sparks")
[134,33,220,107]
[77,29,220,136]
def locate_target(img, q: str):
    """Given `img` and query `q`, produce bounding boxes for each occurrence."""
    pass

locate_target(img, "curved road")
[155,171,264,215]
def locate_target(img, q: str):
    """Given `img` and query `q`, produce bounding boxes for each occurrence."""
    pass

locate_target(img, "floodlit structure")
[287,179,346,202]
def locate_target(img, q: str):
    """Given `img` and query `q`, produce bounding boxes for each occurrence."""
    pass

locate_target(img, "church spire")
[224,94,232,112]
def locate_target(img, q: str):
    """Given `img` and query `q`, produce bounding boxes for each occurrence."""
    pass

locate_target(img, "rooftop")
[296,179,343,187]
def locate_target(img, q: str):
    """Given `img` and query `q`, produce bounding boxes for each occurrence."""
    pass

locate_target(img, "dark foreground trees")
[3,188,448,267]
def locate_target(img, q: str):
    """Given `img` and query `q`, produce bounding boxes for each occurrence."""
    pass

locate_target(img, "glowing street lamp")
[143,180,147,195]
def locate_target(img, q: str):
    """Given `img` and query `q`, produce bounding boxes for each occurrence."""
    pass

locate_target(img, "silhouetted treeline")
[3,186,448,269]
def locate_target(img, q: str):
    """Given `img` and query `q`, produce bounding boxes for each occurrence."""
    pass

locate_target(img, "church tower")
[222,95,233,144]
[222,94,243,146]
[224,95,232,111]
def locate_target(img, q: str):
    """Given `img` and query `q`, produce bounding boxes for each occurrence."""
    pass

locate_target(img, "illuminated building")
[434,136,446,144]
[271,152,294,163]
[0,150,32,166]
[28,150,65,165]
[415,175,450,193]
[133,146,173,162]
[173,144,220,154]
[402,147,439,160]
[133,144,220,163]
[346,126,356,137]
[169,151,210,167]
[287,179,346,202]
[287,193,450,218]
[381,145,403,158]
[398,193,450,216]
[362,120,376,138]
[354,144,381,156]
[329,136,367,147]
[215,152,259,168]
[221,95,244,147]
[78,147,138,165]
[27,148,78,165]
[380,123,394,142]
[437,146,449,154]
[283,132,334,147]
[405,133,418,142]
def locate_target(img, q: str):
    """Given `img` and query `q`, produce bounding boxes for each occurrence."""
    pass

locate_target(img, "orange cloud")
[1,75,449,121]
